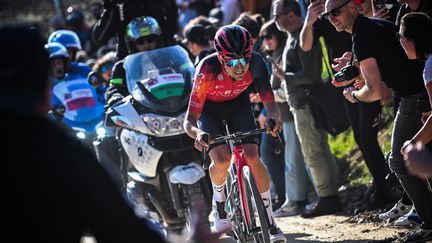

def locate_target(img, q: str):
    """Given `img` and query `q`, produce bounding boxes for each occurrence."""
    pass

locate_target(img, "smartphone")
[375,0,385,10]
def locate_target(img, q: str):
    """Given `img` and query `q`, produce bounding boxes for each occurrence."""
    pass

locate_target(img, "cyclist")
[183,25,286,242]
[106,16,163,106]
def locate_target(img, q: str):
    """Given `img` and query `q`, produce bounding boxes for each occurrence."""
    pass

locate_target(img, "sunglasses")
[322,0,351,18]
[135,36,157,45]
[262,34,273,40]
[225,57,250,68]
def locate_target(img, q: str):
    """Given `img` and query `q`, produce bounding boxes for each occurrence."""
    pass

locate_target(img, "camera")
[334,64,359,82]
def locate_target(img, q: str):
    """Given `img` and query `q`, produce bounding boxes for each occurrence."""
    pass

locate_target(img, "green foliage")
[328,104,395,187]
[328,129,356,158]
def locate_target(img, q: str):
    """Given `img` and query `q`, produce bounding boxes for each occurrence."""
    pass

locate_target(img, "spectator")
[301,0,390,213]
[272,0,341,218]
[177,0,214,30]
[208,7,224,28]
[90,1,104,21]
[381,0,432,226]
[64,6,92,55]
[183,24,214,65]
[233,12,262,46]
[399,13,432,157]
[395,0,432,26]
[259,20,318,216]
[324,0,432,241]
[399,13,432,189]
[1,23,165,243]
[240,0,273,20]
[256,20,288,211]
[92,50,116,83]
[220,0,243,25]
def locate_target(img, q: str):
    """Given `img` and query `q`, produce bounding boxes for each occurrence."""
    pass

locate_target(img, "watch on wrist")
[352,91,360,103]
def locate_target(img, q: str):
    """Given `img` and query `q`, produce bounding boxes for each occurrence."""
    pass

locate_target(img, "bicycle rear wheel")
[242,166,270,243]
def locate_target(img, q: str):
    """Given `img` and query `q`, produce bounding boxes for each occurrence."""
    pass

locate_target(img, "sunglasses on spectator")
[322,0,351,18]
[262,34,273,40]
[135,36,157,45]
[225,57,250,68]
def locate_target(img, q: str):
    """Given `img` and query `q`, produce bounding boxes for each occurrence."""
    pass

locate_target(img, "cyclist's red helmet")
[214,25,253,60]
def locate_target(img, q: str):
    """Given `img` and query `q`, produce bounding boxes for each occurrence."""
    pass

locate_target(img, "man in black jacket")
[92,0,178,60]
[324,0,432,241]
[1,24,166,243]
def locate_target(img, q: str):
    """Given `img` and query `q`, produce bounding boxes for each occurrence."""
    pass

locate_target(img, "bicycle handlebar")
[201,119,283,169]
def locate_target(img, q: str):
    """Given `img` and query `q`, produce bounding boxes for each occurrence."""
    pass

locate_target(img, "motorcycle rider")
[106,16,163,107]
[45,42,69,80]
[48,30,95,88]
[92,0,178,61]
[47,30,106,143]
[99,16,165,182]
[183,25,286,242]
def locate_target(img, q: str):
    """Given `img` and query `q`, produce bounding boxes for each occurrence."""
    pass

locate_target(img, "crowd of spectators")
[28,0,432,241]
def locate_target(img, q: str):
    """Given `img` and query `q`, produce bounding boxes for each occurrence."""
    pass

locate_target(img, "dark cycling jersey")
[189,51,274,114]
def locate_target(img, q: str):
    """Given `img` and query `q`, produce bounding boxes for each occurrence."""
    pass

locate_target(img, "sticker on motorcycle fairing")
[65,88,96,111]
[147,73,185,99]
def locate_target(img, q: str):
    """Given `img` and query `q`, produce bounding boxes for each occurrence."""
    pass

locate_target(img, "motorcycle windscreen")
[123,45,195,114]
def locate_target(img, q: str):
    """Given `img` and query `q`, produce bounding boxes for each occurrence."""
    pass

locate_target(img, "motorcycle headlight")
[96,127,107,137]
[76,131,86,139]
[141,113,185,136]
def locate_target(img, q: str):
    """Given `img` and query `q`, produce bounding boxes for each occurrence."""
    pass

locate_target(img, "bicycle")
[202,119,282,243]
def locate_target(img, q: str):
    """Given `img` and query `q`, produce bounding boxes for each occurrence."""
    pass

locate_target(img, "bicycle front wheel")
[242,166,270,243]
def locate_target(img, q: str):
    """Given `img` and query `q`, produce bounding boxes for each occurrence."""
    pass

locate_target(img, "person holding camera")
[324,0,432,241]
[92,0,178,61]
[300,0,391,213]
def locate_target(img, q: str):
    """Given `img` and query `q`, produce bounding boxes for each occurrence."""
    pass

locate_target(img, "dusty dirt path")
[218,214,413,243]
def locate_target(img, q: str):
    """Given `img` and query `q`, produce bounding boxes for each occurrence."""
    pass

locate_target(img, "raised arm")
[300,0,325,52]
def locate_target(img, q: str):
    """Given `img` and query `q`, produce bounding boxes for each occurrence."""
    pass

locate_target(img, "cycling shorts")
[198,92,260,151]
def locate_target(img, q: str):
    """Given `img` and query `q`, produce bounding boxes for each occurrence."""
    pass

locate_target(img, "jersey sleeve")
[188,62,208,114]
[250,52,275,103]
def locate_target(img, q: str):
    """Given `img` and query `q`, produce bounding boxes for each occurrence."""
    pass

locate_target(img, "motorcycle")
[104,45,211,235]
[51,72,106,150]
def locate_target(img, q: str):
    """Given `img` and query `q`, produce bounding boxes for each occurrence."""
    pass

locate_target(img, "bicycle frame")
[201,119,281,242]
[232,144,254,226]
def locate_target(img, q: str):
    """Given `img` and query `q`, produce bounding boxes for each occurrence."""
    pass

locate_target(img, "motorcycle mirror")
[88,71,105,87]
